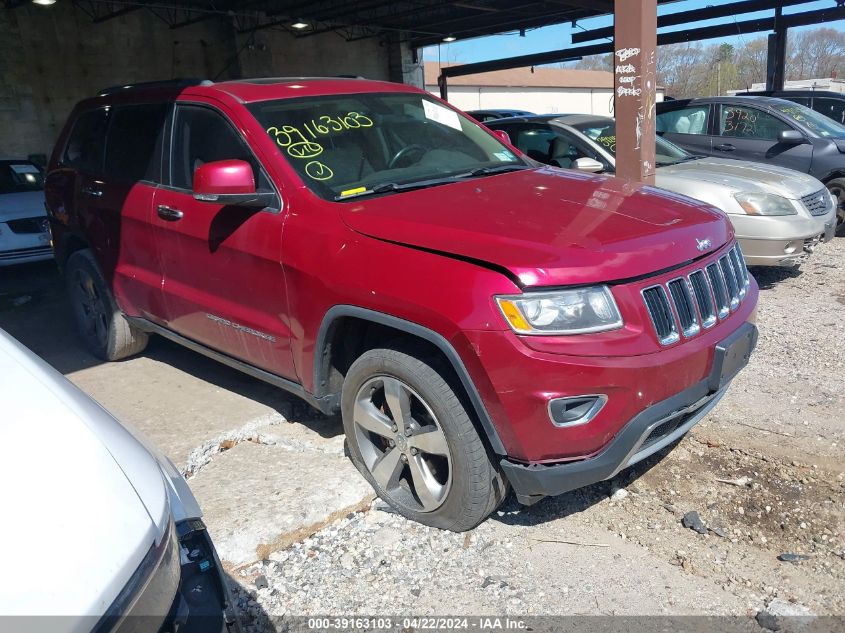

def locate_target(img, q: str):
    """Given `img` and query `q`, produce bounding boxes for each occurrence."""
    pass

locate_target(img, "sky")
[422,0,845,66]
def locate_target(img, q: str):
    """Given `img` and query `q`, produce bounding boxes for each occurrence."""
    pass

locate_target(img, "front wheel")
[341,347,507,531]
[826,177,845,237]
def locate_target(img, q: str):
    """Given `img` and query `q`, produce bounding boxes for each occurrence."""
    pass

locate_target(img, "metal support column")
[438,74,448,100]
[613,0,657,184]
[766,7,787,91]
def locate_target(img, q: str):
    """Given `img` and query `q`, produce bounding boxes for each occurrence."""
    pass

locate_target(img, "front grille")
[667,278,700,338]
[689,270,717,328]
[800,189,832,217]
[6,217,48,234]
[642,244,750,346]
[719,255,740,310]
[642,286,678,345]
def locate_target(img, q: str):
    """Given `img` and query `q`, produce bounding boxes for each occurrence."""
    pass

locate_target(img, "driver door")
[154,101,296,379]
[713,104,813,173]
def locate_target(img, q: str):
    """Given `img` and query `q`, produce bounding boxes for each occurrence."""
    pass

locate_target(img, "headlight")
[733,192,797,216]
[496,286,623,335]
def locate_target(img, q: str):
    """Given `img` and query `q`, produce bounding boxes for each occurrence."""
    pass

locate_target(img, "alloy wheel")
[353,375,452,512]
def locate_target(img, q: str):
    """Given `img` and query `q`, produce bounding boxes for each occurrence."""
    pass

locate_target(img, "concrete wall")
[0,4,408,158]
[427,85,665,117]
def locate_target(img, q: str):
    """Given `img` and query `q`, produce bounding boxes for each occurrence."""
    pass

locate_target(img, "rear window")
[104,104,168,182]
[0,161,44,194]
[63,108,108,174]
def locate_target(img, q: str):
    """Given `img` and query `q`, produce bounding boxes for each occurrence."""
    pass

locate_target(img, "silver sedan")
[488,114,836,267]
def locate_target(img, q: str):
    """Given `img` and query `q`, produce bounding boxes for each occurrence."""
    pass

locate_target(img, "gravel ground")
[229,238,845,631]
[202,239,837,631]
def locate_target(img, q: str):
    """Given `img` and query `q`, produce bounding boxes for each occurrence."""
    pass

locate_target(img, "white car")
[0,159,53,266]
[0,328,239,632]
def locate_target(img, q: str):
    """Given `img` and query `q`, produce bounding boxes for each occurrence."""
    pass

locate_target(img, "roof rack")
[231,76,367,85]
[97,78,212,97]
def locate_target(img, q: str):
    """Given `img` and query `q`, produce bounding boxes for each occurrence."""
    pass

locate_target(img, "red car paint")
[45,78,757,469]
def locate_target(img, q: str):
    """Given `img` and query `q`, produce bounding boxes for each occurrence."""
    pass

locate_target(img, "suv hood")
[340,167,730,287]
[0,330,168,619]
[658,157,823,199]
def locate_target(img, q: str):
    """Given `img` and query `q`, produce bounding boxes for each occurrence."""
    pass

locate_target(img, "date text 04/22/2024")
[305,617,528,631]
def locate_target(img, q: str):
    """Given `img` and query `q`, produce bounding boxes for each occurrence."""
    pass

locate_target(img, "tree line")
[570,27,845,97]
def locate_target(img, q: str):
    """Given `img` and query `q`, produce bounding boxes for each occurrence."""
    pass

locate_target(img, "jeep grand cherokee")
[45,78,758,531]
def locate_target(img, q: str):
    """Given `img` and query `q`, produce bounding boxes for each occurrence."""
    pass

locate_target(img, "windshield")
[248,92,525,200]
[568,120,693,166]
[772,101,845,139]
[0,161,44,194]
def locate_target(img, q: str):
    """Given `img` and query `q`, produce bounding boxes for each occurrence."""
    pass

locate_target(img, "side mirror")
[572,157,605,173]
[493,130,512,144]
[193,159,275,208]
[778,130,806,145]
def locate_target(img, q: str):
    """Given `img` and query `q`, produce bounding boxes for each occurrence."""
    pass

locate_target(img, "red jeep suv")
[45,78,758,531]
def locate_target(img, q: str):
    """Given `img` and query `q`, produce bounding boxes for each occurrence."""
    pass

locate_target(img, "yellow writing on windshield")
[265,112,374,182]
[596,136,617,153]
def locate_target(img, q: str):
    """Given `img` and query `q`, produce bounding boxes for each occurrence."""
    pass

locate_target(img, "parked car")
[0,328,239,632]
[655,96,845,235]
[46,77,757,531]
[0,158,53,266]
[733,89,845,125]
[488,114,836,267]
[466,108,535,122]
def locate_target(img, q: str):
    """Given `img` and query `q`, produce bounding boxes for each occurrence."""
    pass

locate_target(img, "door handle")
[714,143,736,152]
[81,186,103,197]
[157,205,184,221]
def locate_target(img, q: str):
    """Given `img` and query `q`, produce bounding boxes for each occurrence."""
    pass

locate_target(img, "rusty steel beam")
[572,0,808,44]
[613,0,656,184]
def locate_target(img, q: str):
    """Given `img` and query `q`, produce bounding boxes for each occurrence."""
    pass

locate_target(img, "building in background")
[729,77,845,95]
[424,62,665,116]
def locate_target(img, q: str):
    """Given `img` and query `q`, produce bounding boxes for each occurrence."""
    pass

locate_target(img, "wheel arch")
[314,306,507,456]
[55,231,91,271]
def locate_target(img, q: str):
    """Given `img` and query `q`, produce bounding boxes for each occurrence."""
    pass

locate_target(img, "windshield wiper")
[333,164,531,201]
[465,164,530,177]
[334,174,471,201]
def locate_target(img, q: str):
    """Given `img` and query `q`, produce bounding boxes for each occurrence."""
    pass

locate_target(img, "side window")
[170,105,267,191]
[813,98,845,125]
[656,105,710,135]
[62,108,108,174]
[718,105,790,140]
[512,126,557,163]
[104,104,168,182]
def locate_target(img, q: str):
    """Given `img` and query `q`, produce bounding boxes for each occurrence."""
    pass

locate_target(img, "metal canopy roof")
[6,0,842,57]
[4,0,675,48]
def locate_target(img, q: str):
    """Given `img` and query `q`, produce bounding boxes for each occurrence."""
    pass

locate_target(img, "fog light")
[784,241,800,254]
[548,395,607,427]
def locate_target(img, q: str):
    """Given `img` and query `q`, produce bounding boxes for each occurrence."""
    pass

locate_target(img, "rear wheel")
[341,347,507,531]
[65,249,148,360]
[827,177,845,237]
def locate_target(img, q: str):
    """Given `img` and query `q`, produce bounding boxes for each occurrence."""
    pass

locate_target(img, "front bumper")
[500,322,757,504]
[96,519,239,633]
[165,519,240,633]
[0,225,53,266]
[732,210,835,267]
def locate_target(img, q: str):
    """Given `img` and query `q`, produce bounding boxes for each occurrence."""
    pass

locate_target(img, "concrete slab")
[188,440,374,568]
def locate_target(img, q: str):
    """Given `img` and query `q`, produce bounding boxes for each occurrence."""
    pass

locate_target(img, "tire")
[65,249,148,361]
[341,347,507,531]
[826,177,845,237]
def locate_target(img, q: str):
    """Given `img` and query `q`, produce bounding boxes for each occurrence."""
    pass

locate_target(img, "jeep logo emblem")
[696,238,712,252]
